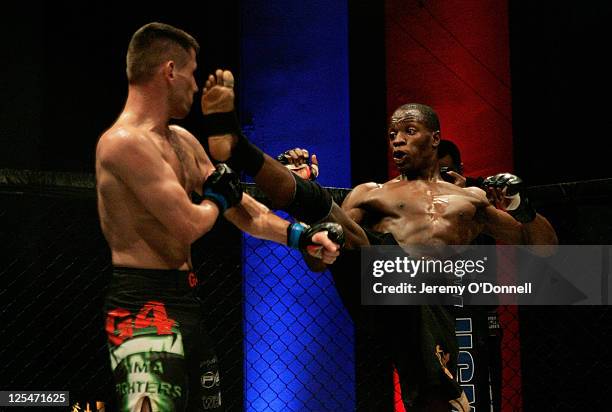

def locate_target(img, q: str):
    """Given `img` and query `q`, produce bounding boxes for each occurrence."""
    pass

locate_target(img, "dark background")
[1,2,612,411]
[1,1,240,173]
[509,1,612,185]
[2,1,612,185]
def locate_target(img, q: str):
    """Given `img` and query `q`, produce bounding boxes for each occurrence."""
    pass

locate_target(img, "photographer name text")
[372,282,532,295]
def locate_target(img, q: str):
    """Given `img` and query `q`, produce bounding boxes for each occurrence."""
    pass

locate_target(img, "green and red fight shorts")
[104,267,222,411]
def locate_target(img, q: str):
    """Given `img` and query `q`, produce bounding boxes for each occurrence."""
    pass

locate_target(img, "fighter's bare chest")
[362,183,479,221]
[160,137,204,192]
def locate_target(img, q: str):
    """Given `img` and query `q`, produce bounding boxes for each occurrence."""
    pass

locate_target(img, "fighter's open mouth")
[393,151,407,159]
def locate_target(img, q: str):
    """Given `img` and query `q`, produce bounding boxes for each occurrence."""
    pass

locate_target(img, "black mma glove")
[202,163,243,213]
[482,173,536,223]
[286,222,345,256]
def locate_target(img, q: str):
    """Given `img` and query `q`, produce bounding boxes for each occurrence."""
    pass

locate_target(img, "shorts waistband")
[112,266,199,291]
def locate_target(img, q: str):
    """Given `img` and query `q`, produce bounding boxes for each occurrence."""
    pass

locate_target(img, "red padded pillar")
[385,1,521,410]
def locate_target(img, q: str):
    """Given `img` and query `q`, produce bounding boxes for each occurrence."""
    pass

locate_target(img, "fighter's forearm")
[484,206,557,256]
[482,173,558,255]
[224,193,288,244]
[520,214,558,256]
[224,195,345,266]
[327,203,370,249]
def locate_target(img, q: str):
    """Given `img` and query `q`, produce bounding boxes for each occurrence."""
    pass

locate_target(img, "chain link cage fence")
[0,170,244,411]
[1,169,611,411]
[518,180,612,411]
[243,226,355,411]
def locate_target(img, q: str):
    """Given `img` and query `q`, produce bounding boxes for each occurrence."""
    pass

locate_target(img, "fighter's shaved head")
[391,103,440,132]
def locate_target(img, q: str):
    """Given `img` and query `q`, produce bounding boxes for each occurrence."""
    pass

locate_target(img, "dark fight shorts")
[329,229,462,408]
[104,267,223,411]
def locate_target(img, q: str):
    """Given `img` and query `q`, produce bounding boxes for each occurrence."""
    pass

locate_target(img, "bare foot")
[201,69,235,114]
[202,69,238,161]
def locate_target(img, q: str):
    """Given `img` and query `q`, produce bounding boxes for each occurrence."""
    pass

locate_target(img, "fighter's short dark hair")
[126,22,200,84]
[393,103,441,132]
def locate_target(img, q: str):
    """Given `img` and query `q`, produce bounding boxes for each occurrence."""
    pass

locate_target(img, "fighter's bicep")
[345,207,367,224]
[341,195,366,224]
[341,183,375,224]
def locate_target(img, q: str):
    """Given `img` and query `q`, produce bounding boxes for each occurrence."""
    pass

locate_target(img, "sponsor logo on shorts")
[188,272,198,288]
[106,301,178,347]
[202,393,222,410]
[116,381,182,399]
[111,349,186,411]
[201,371,220,389]
[200,356,218,367]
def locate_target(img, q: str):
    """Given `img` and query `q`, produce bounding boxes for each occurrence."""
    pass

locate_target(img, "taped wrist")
[202,111,241,137]
[202,111,264,176]
[285,175,333,225]
[203,189,228,213]
[287,223,306,249]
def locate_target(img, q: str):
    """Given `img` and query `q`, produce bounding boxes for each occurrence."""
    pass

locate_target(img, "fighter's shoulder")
[342,182,381,207]
[97,126,155,166]
[170,124,201,148]
[169,124,197,141]
[351,182,381,196]
[98,126,140,152]
[101,123,153,144]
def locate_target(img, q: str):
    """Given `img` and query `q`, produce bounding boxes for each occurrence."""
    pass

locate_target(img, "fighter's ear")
[163,61,175,80]
[432,130,441,147]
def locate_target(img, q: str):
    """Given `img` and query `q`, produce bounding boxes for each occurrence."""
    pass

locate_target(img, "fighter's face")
[388,109,438,174]
[169,49,199,119]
